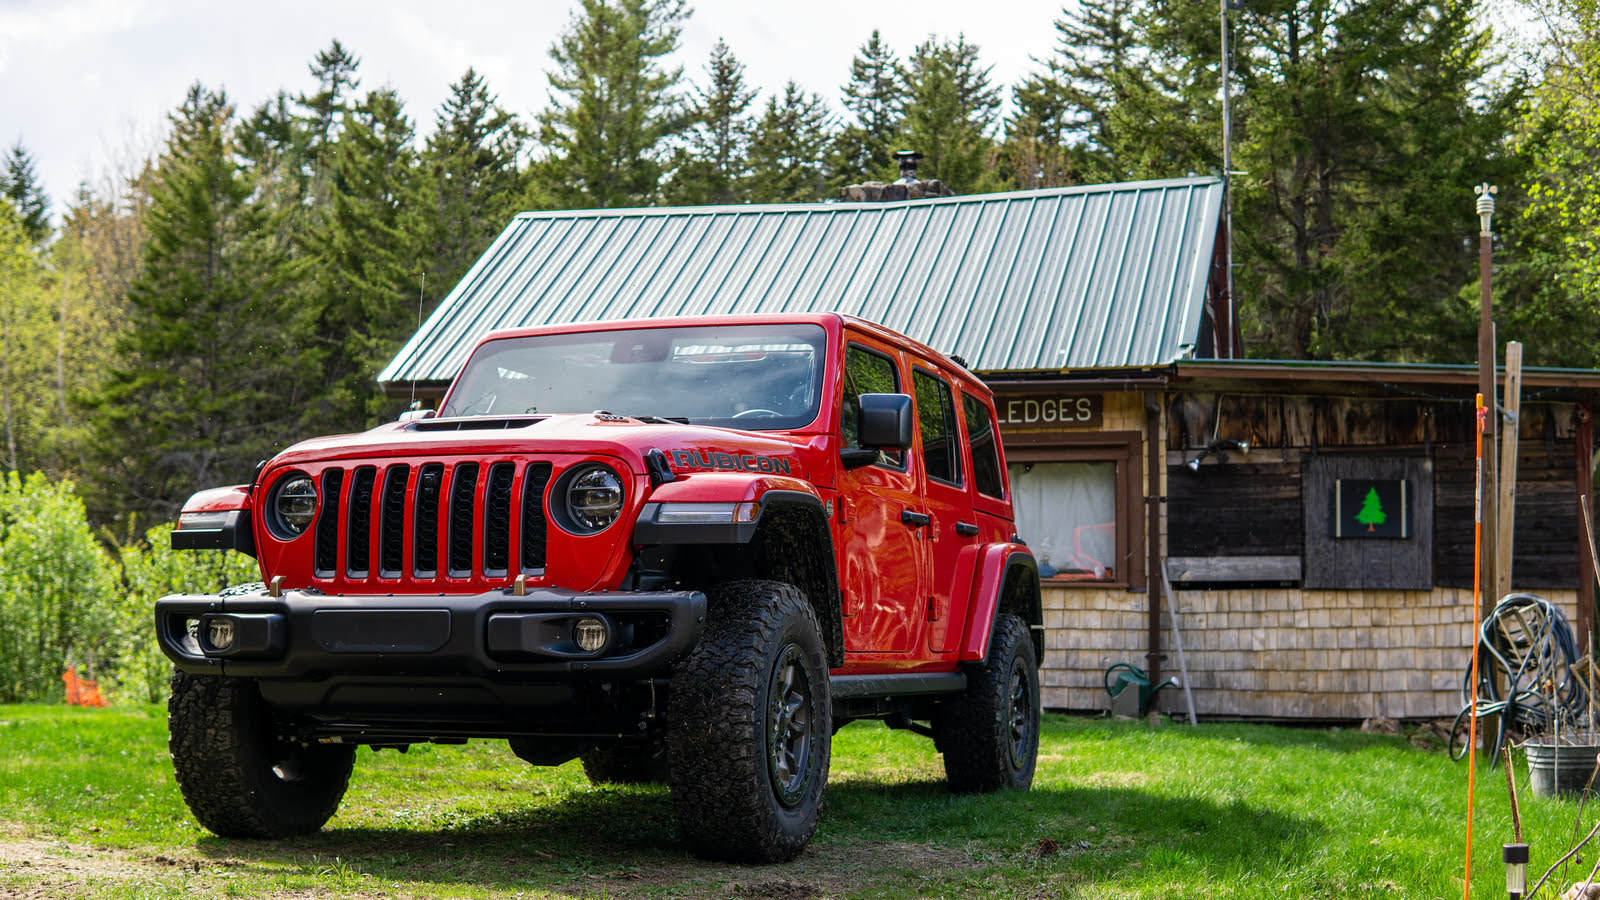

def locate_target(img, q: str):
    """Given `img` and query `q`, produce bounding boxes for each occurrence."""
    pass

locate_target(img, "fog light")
[573,616,608,653]
[207,618,235,651]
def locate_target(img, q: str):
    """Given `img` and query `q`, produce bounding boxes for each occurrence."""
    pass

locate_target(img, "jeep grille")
[310,460,552,584]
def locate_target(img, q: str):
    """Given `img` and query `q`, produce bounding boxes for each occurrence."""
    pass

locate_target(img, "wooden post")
[1496,341,1522,600]
[1143,393,1166,701]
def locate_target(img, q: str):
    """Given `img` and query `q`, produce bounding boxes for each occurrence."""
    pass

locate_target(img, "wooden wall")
[1040,583,1581,719]
[1027,388,1592,720]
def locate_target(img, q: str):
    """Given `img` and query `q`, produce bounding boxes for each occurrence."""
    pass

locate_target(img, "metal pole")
[1220,0,1235,358]
[1477,183,1499,613]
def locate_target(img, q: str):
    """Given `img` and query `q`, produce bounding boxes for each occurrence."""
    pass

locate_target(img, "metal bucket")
[1525,740,1600,797]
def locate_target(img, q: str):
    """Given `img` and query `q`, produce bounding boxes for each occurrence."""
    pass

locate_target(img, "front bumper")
[154,585,706,681]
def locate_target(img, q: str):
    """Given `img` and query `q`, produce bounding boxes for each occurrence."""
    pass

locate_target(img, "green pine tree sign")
[1356,487,1387,531]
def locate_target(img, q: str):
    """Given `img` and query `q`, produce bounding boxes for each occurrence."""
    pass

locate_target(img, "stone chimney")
[838,149,954,202]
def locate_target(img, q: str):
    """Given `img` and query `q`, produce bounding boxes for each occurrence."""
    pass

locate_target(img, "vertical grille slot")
[448,462,480,578]
[314,468,344,577]
[378,465,410,579]
[483,463,515,577]
[346,466,377,578]
[521,462,552,574]
[413,463,443,578]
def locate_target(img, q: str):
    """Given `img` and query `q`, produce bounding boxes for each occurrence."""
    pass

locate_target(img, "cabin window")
[1002,431,1144,588]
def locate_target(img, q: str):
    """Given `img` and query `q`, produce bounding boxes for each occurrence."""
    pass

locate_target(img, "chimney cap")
[894,150,923,184]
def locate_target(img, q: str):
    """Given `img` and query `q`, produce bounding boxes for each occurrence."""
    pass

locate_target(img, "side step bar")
[830,672,966,699]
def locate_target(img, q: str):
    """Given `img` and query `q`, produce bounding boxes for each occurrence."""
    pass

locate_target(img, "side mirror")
[858,393,914,449]
[841,393,913,469]
[398,408,435,423]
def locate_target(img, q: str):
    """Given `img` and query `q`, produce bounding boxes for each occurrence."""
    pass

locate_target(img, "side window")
[913,370,961,485]
[962,393,1005,498]
[841,344,904,468]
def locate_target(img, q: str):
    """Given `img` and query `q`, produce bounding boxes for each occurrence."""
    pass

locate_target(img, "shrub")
[111,523,259,704]
[0,472,119,702]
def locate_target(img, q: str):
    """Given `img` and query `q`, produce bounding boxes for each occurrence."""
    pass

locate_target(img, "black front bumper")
[154,586,707,682]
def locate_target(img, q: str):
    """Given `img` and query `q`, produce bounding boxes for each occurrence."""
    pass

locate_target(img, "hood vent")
[410,416,545,432]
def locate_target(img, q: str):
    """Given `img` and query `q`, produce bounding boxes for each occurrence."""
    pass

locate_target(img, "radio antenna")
[409,273,425,410]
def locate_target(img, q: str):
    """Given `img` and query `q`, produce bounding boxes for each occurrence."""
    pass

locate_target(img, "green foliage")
[1494,0,1600,368]
[299,86,427,433]
[86,84,299,522]
[898,35,1007,194]
[536,0,690,209]
[421,69,526,294]
[667,39,756,205]
[746,82,834,203]
[830,30,903,187]
[111,523,257,704]
[0,198,54,475]
[1003,0,1145,188]
[0,139,51,245]
[0,472,118,703]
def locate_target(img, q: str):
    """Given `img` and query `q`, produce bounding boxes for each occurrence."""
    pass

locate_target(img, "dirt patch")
[0,833,977,900]
[553,840,979,900]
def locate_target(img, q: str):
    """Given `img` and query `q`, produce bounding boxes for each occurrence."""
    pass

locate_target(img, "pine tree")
[536,0,690,209]
[0,141,51,245]
[747,82,834,203]
[86,85,295,521]
[296,40,362,179]
[422,68,526,292]
[1004,0,1146,187]
[830,31,903,186]
[898,35,1005,194]
[1494,1,1600,369]
[667,38,756,205]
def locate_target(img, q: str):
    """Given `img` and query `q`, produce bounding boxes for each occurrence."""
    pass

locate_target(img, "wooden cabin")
[380,179,1600,721]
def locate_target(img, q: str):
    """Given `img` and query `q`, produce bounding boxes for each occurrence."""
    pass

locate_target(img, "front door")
[837,341,924,655]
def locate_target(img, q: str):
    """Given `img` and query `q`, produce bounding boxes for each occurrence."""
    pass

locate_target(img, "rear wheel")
[935,614,1039,793]
[667,580,831,862]
[168,671,354,838]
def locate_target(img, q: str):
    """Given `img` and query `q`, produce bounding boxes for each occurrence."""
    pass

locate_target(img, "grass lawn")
[0,704,1586,898]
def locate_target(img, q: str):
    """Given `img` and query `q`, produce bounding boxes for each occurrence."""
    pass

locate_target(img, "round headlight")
[564,464,623,532]
[273,475,318,536]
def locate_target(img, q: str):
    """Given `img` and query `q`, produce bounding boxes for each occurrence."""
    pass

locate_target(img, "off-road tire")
[667,579,831,862]
[934,614,1039,793]
[581,743,670,785]
[168,671,354,838]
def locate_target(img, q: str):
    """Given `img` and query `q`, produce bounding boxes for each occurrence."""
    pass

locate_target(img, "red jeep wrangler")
[157,313,1041,862]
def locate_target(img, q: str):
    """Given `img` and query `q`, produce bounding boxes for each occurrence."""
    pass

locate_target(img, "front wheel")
[667,580,832,862]
[168,671,354,838]
[935,614,1040,793]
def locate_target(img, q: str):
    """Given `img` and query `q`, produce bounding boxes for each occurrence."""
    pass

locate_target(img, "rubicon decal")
[670,450,793,475]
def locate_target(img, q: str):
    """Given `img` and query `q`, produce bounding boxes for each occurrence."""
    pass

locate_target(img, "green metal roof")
[379,176,1224,392]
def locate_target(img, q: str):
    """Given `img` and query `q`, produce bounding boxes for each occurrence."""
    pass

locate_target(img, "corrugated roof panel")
[377,176,1224,388]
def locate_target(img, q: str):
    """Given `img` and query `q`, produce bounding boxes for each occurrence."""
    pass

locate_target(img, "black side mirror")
[858,393,913,448]
[842,393,914,469]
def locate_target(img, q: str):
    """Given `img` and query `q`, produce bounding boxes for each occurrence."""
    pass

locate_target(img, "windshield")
[440,323,828,431]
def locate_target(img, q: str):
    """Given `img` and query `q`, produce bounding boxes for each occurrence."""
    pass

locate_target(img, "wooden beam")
[1579,401,1595,655]
[1496,342,1522,600]
[1166,555,1302,582]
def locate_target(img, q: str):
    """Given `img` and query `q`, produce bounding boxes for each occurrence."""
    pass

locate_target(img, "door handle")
[954,521,980,537]
[900,510,931,527]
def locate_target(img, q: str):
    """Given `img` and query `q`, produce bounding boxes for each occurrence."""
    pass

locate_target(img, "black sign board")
[1331,479,1410,539]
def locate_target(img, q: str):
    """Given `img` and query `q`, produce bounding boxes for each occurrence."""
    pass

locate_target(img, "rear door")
[912,366,977,655]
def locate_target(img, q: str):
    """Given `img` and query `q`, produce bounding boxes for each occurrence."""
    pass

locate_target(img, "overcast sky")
[0,0,1076,219]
